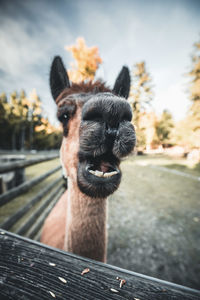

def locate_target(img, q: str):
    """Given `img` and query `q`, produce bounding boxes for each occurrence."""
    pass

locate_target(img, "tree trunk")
[11,128,16,151]
[29,121,33,150]
[20,125,25,150]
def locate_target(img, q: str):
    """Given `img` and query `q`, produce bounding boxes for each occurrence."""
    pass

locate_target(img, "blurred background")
[0,0,200,290]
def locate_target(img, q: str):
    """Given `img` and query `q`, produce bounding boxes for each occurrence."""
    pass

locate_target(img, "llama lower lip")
[77,151,121,197]
[77,160,121,198]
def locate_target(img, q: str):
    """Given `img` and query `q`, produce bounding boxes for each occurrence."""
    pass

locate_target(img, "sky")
[0,0,200,124]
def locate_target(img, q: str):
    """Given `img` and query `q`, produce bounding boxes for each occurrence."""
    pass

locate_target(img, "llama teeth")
[89,170,104,177]
[89,170,95,175]
[89,169,117,178]
[103,172,111,178]
[103,171,118,177]
[111,171,118,175]
[94,170,104,177]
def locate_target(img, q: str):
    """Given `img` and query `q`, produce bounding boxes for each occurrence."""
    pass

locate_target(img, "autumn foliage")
[65,37,102,82]
[0,89,62,150]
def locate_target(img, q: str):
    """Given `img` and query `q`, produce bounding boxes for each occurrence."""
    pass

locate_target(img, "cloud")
[0,5,74,75]
[0,1,74,123]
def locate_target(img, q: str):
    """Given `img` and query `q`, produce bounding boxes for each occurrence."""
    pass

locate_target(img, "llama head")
[50,56,136,198]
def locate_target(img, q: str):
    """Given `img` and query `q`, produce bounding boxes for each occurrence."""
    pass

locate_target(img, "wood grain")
[0,231,199,299]
[0,154,59,174]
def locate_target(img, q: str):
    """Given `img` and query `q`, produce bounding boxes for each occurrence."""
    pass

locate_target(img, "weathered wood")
[0,166,61,207]
[0,155,26,192]
[0,231,199,300]
[26,188,64,239]
[0,177,62,230]
[0,154,59,174]
[16,184,64,235]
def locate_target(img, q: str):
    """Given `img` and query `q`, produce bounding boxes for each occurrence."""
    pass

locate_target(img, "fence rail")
[0,231,199,300]
[0,165,61,206]
[1,177,62,231]
[0,153,59,174]
[0,153,64,240]
[16,186,64,237]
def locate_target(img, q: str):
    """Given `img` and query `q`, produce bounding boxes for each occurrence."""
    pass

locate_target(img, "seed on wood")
[116,276,119,280]
[110,288,119,293]
[119,279,126,288]
[49,262,56,266]
[58,277,67,283]
[0,231,5,235]
[81,268,90,275]
[134,298,141,300]
[49,291,56,298]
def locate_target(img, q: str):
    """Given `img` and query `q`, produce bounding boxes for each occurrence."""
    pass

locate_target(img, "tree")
[155,110,174,146]
[34,117,62,150]
[172,39,200,150]
[189,40,200,102]
[28,89,43,149]
[129,61,154,149]
[0,92,11,149]
[187,39,200,148]
[0,90,62,150]
[139,111,157,149]
[65,37,102,82]
[18,90,30,150]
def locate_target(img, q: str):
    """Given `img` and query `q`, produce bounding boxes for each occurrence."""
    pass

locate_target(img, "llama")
[41,56,136,262]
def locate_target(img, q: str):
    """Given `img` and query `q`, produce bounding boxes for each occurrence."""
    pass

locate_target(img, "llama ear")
[50,56,70,101]
[113,66,130,99]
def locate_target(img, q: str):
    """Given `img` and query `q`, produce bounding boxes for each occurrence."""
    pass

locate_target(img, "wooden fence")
[0,230,200,300]
[0,153,64,241]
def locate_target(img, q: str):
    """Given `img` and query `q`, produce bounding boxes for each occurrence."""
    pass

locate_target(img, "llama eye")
[59,113,68,125]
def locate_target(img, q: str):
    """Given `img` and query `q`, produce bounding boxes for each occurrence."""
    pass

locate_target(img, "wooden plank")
[0,231,199,300]
[26,188,64,239]
[0,166,61,207]
[0,154,59,174]
[0,177,62,230]
[16,184,64,236]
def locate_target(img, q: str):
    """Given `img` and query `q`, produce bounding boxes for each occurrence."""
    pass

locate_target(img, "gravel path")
[107,156,200,290]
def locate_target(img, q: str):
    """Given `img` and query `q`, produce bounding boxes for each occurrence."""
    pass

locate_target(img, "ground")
[107,154,200,290]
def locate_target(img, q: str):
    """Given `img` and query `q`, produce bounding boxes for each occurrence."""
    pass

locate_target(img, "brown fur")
[41,107,107,261]
[41,191,67,249]
[56,80,111,104]
[64,179,107,261]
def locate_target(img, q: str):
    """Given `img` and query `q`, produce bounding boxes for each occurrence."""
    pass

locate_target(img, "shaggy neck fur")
[60,106,107,261]
[64,178,107,261]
